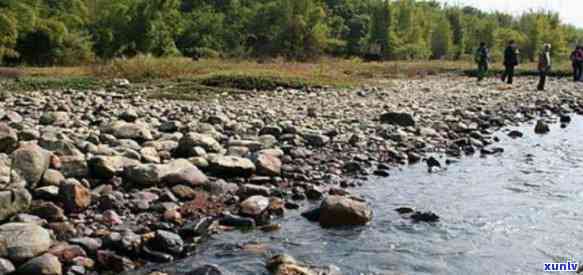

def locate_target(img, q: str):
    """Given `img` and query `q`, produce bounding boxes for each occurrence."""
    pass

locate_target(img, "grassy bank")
[0,56,575,94]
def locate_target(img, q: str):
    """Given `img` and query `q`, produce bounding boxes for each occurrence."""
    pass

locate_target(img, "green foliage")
[431,15,452,59]
[0,0,580,65]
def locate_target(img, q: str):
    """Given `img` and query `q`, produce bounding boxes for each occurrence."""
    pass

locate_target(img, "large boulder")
[208,156,256,178]
[124,159,208,187]
[318,196,372,227]
[161,159,208,186]
[0,189,31,222]
[105,121,153,142]
[14,254,62,275]
[380,112,415,127]
[176,133,223,157]
[0,124,17,154]
[11,144,51,188]
[0,223,52,262]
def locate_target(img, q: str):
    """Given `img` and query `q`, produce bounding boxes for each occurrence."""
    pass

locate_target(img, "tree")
[369,0,392,59]
[430,15,452,59]
[0,12,19,63]
[446,8,464,59]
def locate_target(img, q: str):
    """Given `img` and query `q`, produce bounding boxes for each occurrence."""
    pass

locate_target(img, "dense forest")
[0,0,582,66]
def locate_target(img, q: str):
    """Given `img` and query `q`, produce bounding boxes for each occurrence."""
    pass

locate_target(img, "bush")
[94,55,195,80]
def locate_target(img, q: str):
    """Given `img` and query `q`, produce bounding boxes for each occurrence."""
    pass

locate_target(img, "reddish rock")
[59,183,91,213]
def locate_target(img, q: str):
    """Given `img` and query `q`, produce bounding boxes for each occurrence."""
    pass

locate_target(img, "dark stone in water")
[534,120,550,134]
[426,157,441,169]
[219,214,256,228]
[141,246,174,263]
[373,170,390,177]
[301,207,321,222]
[179,217,214,237]
[395,207,415,214]
[508,130,524,138]
[411,211,440,223]
[481,147,504,155]
[560,114,571,124]
[284,201,300,210]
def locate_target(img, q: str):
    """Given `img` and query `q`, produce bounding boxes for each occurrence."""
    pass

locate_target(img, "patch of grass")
[197,72,318,90]
[11,57,576,95]
[146,80,239,101]
[1,76,102,91]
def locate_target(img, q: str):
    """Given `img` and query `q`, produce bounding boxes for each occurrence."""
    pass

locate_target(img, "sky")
[436,0,583,28]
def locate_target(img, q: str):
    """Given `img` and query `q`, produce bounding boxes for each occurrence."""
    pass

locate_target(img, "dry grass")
[10,55,575,92]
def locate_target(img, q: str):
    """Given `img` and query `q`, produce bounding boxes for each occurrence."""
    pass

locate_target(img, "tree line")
[0,0,582,66]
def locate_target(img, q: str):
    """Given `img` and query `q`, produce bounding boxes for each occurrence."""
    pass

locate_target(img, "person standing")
[570,46,580,81]
[474,42,490,82]
[577,46,583,81]
[537,44,551,91]
[502,40,519,84]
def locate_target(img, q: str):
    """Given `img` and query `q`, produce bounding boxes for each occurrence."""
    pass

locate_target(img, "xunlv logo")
[544,262,578,272]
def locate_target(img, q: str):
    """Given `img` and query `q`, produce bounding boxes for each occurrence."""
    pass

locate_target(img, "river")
[141,115,583,274]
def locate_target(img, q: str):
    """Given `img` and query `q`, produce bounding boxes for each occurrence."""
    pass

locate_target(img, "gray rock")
[0,258,15,275]
[0,223,52,262]
[88,156,140,179]
[208,156,256,177]
[124,163,166,186]
[42,169,65,186]
[176,133,223,157]
[255,154,281,176]
[151,230,184,255]
[39,111,69,126]
[125,159,208,187]
[240,195,269,217]
[29,201,65,222]
[0,124,17,153]
[11,144,51,188]
[303,132,330,147]
[380,112,415,127]
[15,254,62,275]
[59,155,88,178]
[140,147,160,163]
[0,189,31,222]
[318,196,372,227]
[105,121,153,142]
[161,159,208,187]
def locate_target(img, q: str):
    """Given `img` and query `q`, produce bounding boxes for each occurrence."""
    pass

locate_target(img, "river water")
[151,116,583,274]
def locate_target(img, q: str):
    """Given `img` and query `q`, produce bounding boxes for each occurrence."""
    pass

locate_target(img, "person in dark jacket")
[501,40,519,84]
[474,42,490,82]
[537,44,551,91]
[570,47,579,81]
[572,46,583,81]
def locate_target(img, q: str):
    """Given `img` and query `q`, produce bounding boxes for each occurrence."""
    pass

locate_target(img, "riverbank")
[1,57,575,93]
[0,75,581,275]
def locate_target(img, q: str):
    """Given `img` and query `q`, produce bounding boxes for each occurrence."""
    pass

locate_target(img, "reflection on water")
[158,116,583,274]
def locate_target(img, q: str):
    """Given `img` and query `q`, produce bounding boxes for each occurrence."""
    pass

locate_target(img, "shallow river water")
[150,116,583,274]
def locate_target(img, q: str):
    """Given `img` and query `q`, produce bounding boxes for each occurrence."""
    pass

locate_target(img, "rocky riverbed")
[0,76,581,275]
